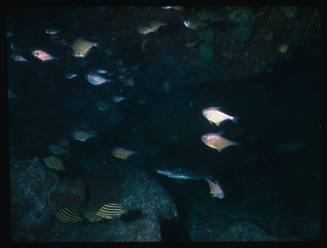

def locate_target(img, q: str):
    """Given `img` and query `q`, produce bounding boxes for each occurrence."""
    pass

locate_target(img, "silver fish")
[46,28,60,35]
[48,144,68,155]
[155,168,204,180]
[86,73,110,85]
[11,53,29,62]
[111,96,126,103]
[65,72,78,79]
[8,90,16,99]
[96,69,108,74]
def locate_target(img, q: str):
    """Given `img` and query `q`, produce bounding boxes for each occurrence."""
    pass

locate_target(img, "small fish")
[42,156,65,171]
[274,142,307,154]
[32,49,56,61]
[48,144,68,156]
[86,72,110,85]
[162,81,171,92]
[57,137,70,148]
[121,77,135,87]
[6,31,13,38]
[84,210,105,222]
[45,28,60,35]
[96,101,111,111]
[10,42,15,50]
[161,6,184,11]
[137,26,157,35]
[111,95,126,103]
[8,89,17,99]
[96,68,108,74]
[202,107,237,127]
[118,74,128,80]
[71,129,96,142]
[72,38,98,58]
[95,203,127,219]
[29,156,40,165]
[111,147,137,160]
[156,168,204,180]
[149,20,166,30]
[278,44,289,54]
[183,20,200,30]
[205,176,225,199]
[11,53,29,62]
[201,133,238,152]
[118,67,128,73]
[56,208,83,223]
[131,64,139,71]
[65,72,78,79]
[185,40,199,48]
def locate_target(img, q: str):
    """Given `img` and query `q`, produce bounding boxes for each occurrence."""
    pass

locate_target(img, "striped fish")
[84,210,106,222]
[56,208,83,223]
[42,156,65,171]
[95,203,127,219]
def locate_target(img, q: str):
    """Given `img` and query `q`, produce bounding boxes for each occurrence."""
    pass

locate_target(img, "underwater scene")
[7,6,320,242]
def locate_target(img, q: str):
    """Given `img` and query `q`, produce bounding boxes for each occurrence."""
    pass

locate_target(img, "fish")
[111,95,126,103]
[185,40,199,48]
[149,20,166,30]
[72,129,96,142]
[32,49,56,61]
[72,38,98,58]
[65,72,78,79]
[95,203,127,219]
[111,147,137,160]
[205,176,225,199]
[155,168,204,180]
[45,28,60,35]
[57,137,70,148]
[6,31,13,38]
[84,210,105,222]
[202,107,238,126]
[42,156,65,171]
[48,144,68,156]
[161,6,184,11]
[278,44,289,53]
[137,26,157,35]
[96,69,108,74]
[11,53,29,62]
[131,64,139,71]
[56,208,83,223]
[201,132,239,152]
[8,89,17,99]
[274,142,307,154]
[121,77,135,87]
[183,20,200,30]
[86,72,110,85]
[163,81,171,92]
[96,101,111,111]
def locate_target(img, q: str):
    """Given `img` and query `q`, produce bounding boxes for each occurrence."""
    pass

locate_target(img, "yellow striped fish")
[95,203,127,219]
[56,208,83,223]
[42,156,65,171]
[83,210,106,222]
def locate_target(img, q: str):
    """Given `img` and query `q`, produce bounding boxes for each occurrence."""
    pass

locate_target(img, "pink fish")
[201,132,238,152]
[32,49,56,61]
[205,177,224,199]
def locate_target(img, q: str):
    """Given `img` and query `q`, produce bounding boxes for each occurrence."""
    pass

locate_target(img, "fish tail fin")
[232,116,240,124]
[120,209,143,222]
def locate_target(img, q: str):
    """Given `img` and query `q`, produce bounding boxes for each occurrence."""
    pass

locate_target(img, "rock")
[74,161,178,241]
[11,157,86,241]
[190,216,278,241]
